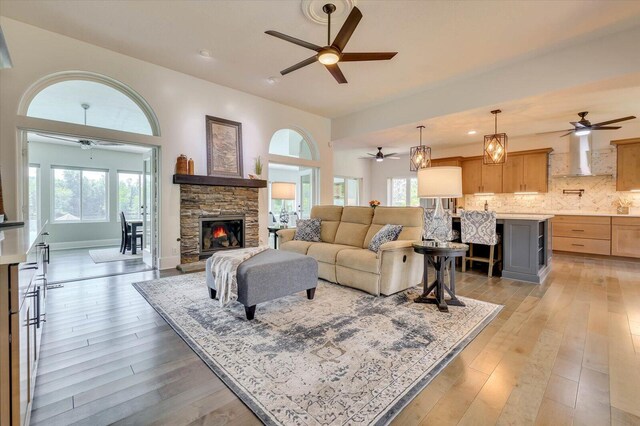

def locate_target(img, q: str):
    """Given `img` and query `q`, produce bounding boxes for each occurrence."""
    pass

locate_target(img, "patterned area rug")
[133,273,501,425]
[89,247,142,263]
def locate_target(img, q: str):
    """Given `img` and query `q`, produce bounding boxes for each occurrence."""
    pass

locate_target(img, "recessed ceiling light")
[266,76,280,85]
[199,49,212,58]
[467,130,477,135]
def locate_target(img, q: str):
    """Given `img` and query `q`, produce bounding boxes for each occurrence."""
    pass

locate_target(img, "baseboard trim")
[49,239,120,251]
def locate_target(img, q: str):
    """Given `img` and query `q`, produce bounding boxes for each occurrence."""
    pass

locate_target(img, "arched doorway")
[268,128,321,224]
[18,71,161,274]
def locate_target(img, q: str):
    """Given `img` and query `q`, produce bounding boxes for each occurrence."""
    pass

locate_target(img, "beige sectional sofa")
[277,205,424,296]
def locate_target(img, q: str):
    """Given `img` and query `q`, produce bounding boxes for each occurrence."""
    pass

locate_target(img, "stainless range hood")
[553,133,611,177]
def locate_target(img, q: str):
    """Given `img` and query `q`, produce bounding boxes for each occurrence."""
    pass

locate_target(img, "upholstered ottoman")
[206,249,318,320]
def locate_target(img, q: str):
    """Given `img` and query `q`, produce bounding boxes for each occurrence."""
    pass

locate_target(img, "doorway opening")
[26,131,159,284]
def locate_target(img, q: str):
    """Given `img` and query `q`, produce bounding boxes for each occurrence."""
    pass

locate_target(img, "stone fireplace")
[199,215,245,257]
[178,178,261,264]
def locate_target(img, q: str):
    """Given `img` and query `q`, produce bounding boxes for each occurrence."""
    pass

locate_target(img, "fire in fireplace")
[199,215,245,257]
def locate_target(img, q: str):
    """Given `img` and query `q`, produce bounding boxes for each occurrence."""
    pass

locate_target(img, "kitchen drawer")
[612,216,640,226]
[553,236,611,255]
[552,215,611,225]
[612,224,640,258]
[552,223,611,240]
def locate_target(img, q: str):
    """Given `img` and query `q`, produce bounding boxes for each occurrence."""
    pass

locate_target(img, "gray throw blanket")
[209,246,269,307]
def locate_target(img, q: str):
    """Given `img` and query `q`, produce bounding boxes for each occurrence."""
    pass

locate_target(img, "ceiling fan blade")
[592,116,636,126]
[559,131,574,137]
[280,56,317,75]
[340,52,397,61]
[35,133,79,143]
[536,129,575,135]
[95,141,124,146]
[569,122,588,128]
[325,63,347,84]
[367,153,377,157]
[384,153,398,158]
[331,7,362,51]
[265,30,321,52]
[591,126,622,130]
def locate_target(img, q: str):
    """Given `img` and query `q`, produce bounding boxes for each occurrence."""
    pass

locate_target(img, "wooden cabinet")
[612,217,640,258]
[461,158,502,193]
[552,215,611,255]
[431,157,463,167]
[462,158,482,194]
[503,150,550,193]
[611,138,640,191]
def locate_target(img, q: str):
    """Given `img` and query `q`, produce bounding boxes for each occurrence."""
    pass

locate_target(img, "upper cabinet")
[503,149,551,193]
[431,157,463,167]
[611,138,640,191]
[461,158,503,194]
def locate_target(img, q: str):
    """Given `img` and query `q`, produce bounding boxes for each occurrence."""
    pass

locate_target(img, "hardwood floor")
[31,254,640,425]
[47,247,153,284]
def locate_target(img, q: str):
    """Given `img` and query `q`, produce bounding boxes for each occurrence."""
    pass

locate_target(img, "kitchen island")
[454,213,554,284]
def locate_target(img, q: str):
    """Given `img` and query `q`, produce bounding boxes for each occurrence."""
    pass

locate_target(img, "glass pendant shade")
[483,110,508,165]
[410,125,431,171]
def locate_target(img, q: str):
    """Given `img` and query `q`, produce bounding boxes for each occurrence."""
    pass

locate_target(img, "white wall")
[0,17,332,268]
[28,141,144,248]
[332,149,371,205]
[367,155,415,205]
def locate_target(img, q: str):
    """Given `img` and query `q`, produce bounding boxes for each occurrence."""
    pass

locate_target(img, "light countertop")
[454,213,554,221]
[489,211,640,218]
[0,223,43,265]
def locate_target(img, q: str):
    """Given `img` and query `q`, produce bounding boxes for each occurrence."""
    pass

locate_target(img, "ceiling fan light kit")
[483,109,508,165]
[410,125,431,171]
[265,3,397,84]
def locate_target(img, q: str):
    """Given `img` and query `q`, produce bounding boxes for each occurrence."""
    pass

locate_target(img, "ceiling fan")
[265,3,397,84]
[359,147,400,162]
[550,111,636,137]
[35,133,124,150]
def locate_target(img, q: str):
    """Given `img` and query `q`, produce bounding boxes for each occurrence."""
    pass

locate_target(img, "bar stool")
[460,210,501,277]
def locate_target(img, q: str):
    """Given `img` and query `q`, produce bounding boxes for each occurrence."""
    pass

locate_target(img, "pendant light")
[483,109,507,165]
[410,125,431,171]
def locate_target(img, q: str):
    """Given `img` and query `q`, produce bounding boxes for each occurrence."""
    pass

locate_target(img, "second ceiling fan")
[265,4,397,84]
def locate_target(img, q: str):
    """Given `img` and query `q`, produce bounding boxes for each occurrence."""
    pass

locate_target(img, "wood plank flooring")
[31,253,640,425]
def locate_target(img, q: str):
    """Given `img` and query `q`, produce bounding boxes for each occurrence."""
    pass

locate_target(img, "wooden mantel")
[173,174,267,188]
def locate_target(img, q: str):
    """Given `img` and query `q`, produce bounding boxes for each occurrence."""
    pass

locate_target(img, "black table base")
[413,241,468,313]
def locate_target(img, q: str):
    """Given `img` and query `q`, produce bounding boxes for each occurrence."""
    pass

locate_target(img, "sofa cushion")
[334,206,374,247]
[311,205,343,243]
[368,224,403,252]
[279,240,316,255]
[306,242,358,264]
[294,218,321,242]
[336,249,379,274]
[364,206,423,247]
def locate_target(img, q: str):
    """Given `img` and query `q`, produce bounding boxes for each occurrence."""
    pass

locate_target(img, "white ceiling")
[2,0,640,118]
[28,132,152,154]
[335,73,640,153]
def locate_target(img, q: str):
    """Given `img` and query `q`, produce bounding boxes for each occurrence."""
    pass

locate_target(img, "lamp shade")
[271,182,296,200]
[417,166,462,198]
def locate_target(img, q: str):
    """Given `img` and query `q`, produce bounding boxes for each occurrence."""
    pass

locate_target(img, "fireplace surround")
[199,215,245,257]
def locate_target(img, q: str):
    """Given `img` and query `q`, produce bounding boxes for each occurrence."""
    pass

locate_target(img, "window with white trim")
[333,176,361,206]
[28,165,41,229]
[118,171,143,221]
[387,177,420,207]
[52,167,108,222]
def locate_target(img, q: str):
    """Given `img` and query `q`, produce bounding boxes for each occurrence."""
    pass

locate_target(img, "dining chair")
[120,212,143,254]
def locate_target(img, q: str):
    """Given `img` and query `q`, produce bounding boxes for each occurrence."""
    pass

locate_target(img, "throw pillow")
[368,224,403,252]
[294,218,321,242]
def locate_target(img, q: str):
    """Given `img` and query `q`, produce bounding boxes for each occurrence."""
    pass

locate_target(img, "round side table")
[412,241,469,312]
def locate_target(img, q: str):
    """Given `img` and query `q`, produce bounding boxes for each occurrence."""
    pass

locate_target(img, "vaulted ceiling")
[2,0,640,119]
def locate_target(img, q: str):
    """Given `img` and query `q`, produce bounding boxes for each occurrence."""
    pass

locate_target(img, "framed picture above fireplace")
[205,115,244,178]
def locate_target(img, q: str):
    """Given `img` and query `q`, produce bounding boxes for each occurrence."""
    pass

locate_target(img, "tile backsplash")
[463,148,640,214]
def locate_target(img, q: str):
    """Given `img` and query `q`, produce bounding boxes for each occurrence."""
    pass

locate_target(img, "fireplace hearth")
[200,215,245,257]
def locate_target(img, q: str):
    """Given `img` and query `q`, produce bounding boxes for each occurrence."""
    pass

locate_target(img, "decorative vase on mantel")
[176,154,188,175]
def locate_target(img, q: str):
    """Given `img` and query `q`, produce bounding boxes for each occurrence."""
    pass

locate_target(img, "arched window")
[24,76,158,136]
[268,128,316,160]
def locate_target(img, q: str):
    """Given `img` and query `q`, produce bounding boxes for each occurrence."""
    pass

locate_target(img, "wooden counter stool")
[460,210,502,277]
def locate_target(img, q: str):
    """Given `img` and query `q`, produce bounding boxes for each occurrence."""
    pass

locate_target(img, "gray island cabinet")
[453,213,553,284]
